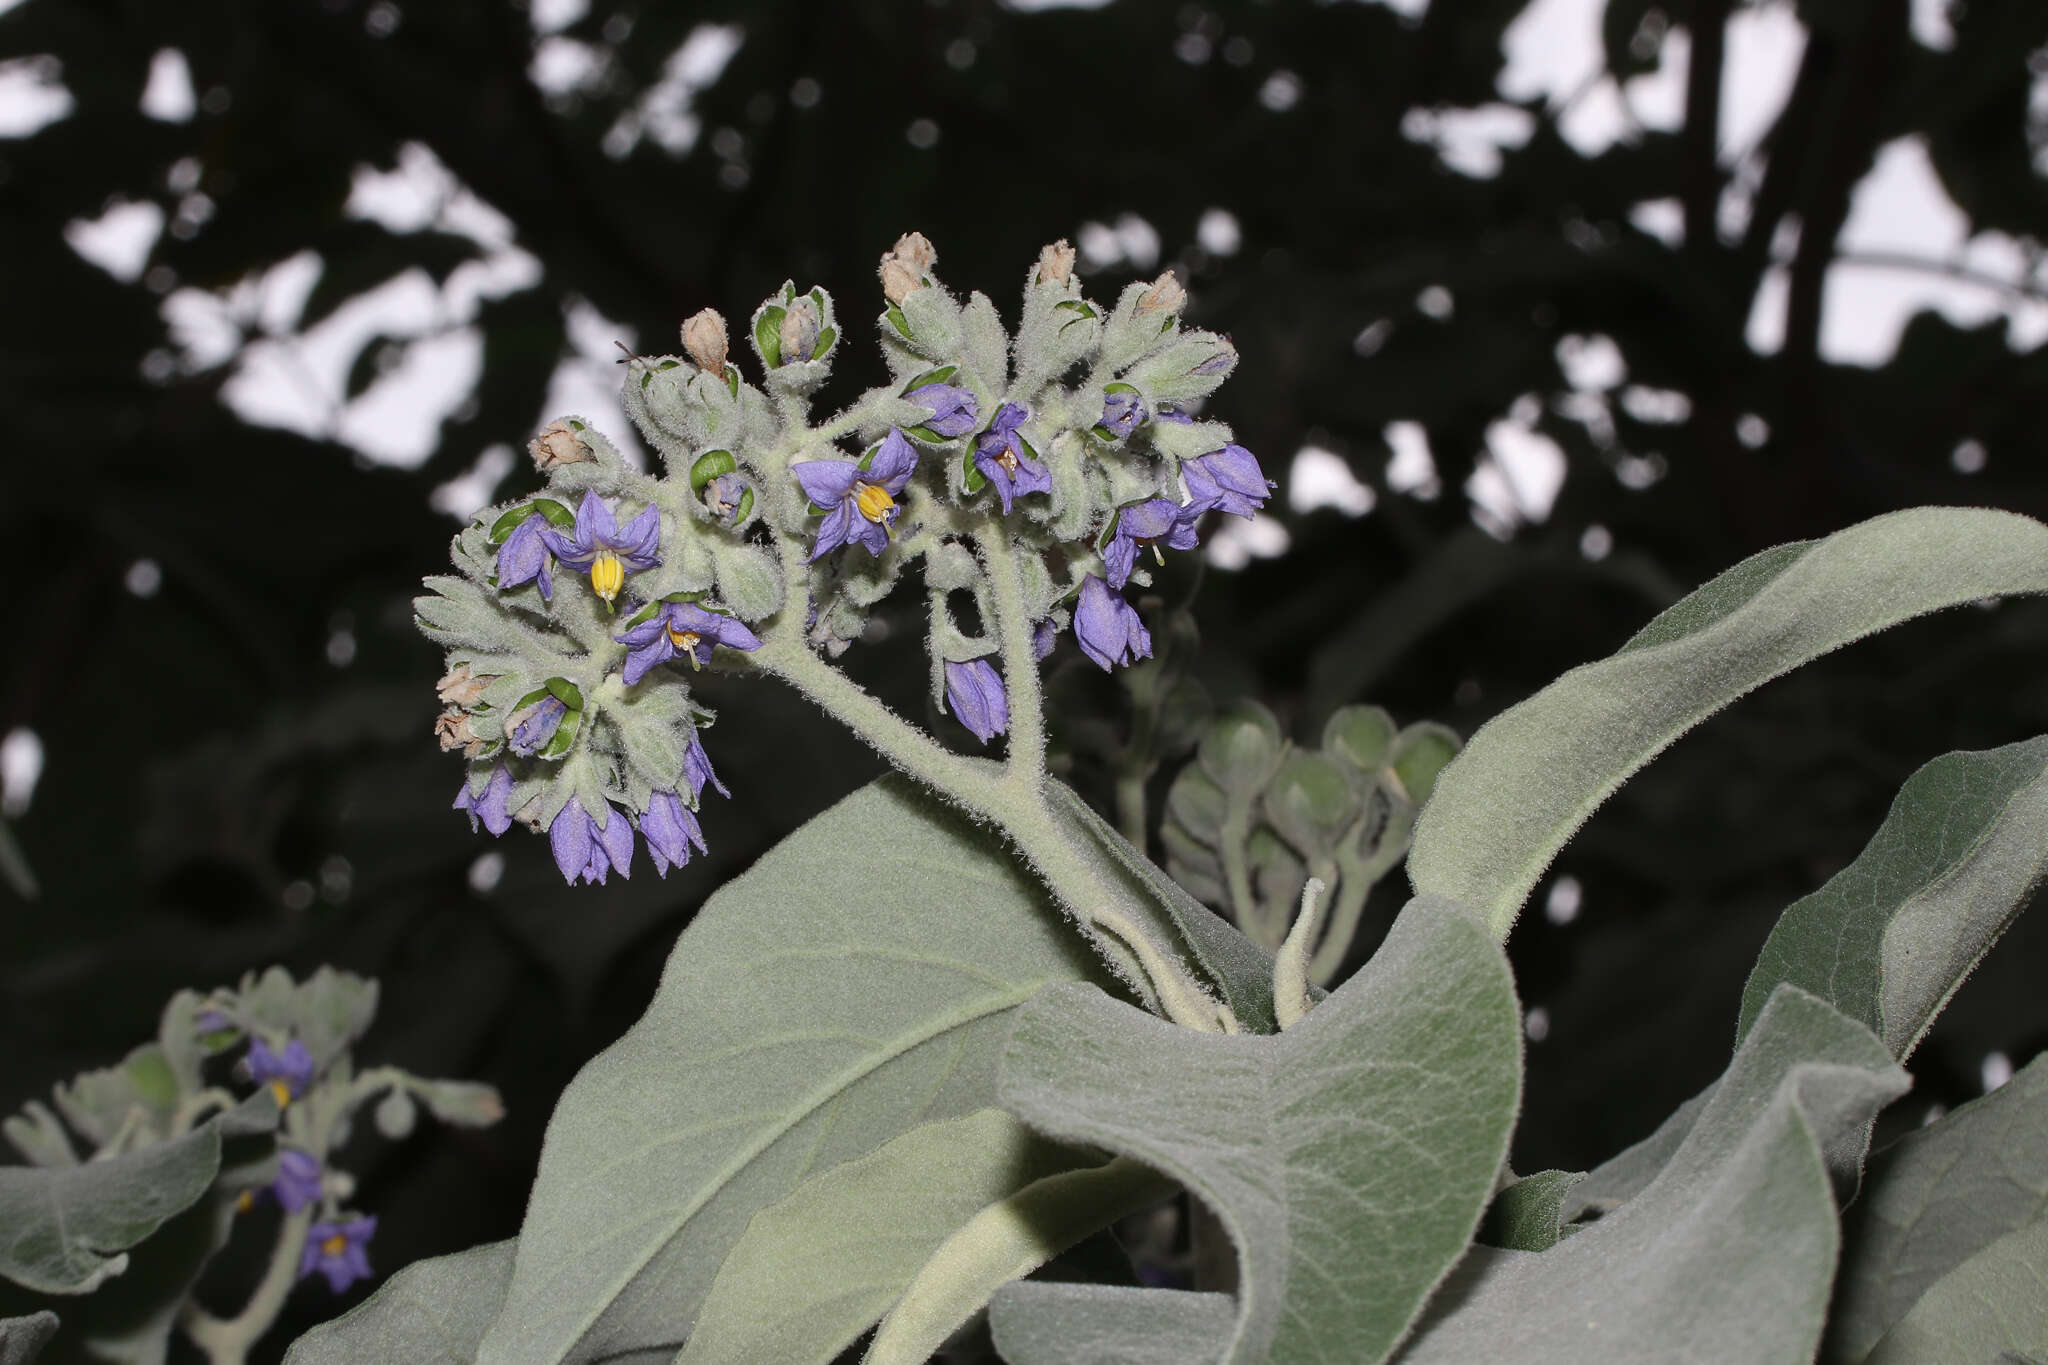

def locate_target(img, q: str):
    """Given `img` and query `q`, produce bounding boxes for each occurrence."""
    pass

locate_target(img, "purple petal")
[615,615,670,647]
[1073,575,1153,672]
[550,798,592,885]
[794,459,861,507]
[621,637,672,686]
[1032,620,1058,660]
[616,503,661,558]
[848,511,892,557]
[988,402,1027,437]
[595,803,634,879]
[495,516,550,590]
[575,489,619,546]
[944,658,1009,744]
[537,558,554,601]
[640,790,705,876]
[867,428,920,490]
[540,526,595,571]
[908,383,979,438]
[1185,446,1271,518]
[807,501,855,561]
[477,766,513,836]
[509,695,568,757]
[453,782,478,833]
[685,730,729,800]
[710,616,763,653]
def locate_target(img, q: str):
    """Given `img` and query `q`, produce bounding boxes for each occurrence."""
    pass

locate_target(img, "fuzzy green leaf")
[474,778,1112,1364]
[1861,1216,2048,1365]
[1738,736,2048,1060]
[1482,1170,1584,1252]
[1829,1053,2048,1362]
[0,1125,225,1294]
[995,894,1520,1365]
[679,1110,1077,1365]
[1395,987,1907,1363]
[1407,508,2048,938]
[284,1240,516,1364]
[990,1285,1233,1365]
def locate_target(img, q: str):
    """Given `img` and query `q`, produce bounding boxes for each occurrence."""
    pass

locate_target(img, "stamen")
[667,627,704,669]
[854,482,896,523]
[268,1079,293,1109]
[996,448,1019,476]
[590,549,625,602]
[321,1234,348,1257]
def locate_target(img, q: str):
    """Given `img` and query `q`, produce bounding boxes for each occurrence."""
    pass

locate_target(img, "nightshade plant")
[111,238,2039,1364]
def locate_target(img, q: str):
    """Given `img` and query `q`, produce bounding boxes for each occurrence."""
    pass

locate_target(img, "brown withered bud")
[436,663,494,708]
[529,419,594,472]
[778,296,821,363]
[434,709,484,758]
[1036,239,1076,286]
[1135,270,1186,318]
[891,231,937,272]
[879,256,922,306]
[682,307,728,373]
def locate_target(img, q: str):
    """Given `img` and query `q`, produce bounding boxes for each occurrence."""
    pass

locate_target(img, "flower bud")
[880,256,922,305]
[880,232,937,304]
[1197,699,1286,792]
[1322,705,1396,772]
[435,663,493,708]
[1389,722,1462,806]
[681,308,728,374]
[1263,751,1364,857]
[891,231,937,273]
[1036,239,1075,285]
[1135,270,1186,318]
[433,709,483,758]
[778,296,821,364]
[528,419,594,472]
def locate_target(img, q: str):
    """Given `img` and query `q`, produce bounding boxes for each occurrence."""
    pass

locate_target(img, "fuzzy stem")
[1114,771,1149,852]
[1274,877,1328,1030]
[180,1208,314,1365]
[973,520,1046,786]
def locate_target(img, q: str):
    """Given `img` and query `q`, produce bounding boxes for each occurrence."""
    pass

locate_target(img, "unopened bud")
[436,663,494,708]
[891,231,937,273]
[434,709,483,758]
[1036,239,1075,285]
[778,296,821,364]
[1136,270,1186,318]
[681,308,728,374]
[528,419,594,471]
[880,255,922,305]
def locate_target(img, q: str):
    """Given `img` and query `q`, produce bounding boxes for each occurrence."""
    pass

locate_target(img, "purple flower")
[1183,445,1272,519]
[1073,575,1153,672]
[271,1149,323,1214]
[944,659,1009,744]
[639,790,707,876]
[907,382,979,438]
[508,696,568,757]
[454,765,514,836]
[705,473,749,524]
[196,1008,235,1035]
[539,491,662,605]
[548,797,635,885]
[973,404,1052,514]
[1032,619,1058,660]
[614,603,763,685]
[496,515,555,601]
[793,429,919,560]
[685,728,729,802]
[1103,498,1204,591]
[300,1216,376,1295]
[1154,405,1195,425]
[247,1037,315,1108]
[1098,390,1146,440]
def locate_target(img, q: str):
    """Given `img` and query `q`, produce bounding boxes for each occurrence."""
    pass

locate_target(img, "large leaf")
[477,777,1112,1364]
[1859,1215,2048,1365]
[1829,1053,2048,1361]
[1394,987,1908,1363]
[283,1240,516,1365]
[1739,736,2048,1059]
[863,1156,1175,1364]
[0,1313,56,1365]
[994,894,1521,1365]
[989,1285,1234,1365]
[1044,781,1279,1033]
[1481,1170,1584,1252]
[678,1110,1078,1365]
[1407,508,2048,937]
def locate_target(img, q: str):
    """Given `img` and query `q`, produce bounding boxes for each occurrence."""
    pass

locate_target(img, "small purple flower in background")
[615,603,763,684]
[508,695,568,757]
[704,473,750,524]
[973,404,1053,514]
[1103,499,1204,591]
[454,765,514,836]
[1032,619,1058,660]
[540,491,662,605]
[944,659,1009,744]
[907,382,979,438]
[300,1216,376,1294]
[247,1037,315,1108]
[1154,405,1194,425]
[271,1148,323,1214]
[1073,575,1153,672]
[685,728,730,802]
[794,429,919,560]
[196,1008,235,1035]
[549,797,635,885]
[639,790,707,876]
[495,514,554,601]
[1098,390,1146,440]
[1183,445,1273,519]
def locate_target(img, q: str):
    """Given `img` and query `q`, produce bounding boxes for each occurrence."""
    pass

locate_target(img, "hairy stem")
[974,520,1046,786]
[1114,770,1149,852]
[181,1207,314,1365]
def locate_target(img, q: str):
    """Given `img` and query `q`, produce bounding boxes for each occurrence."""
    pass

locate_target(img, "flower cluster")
[420,233,1269,865]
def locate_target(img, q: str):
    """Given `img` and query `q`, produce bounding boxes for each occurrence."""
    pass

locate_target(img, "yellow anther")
[235,1190,255,1214]
[666,627,703,669]
[589,549,626,602]
[854,482,896,523]
[268,1079,293,1109]
[321,1234,349,1257]
[996,449,1019,476]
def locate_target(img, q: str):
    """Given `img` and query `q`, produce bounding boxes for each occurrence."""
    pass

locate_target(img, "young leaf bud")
[529,419,594,472]
[681,308,728,374]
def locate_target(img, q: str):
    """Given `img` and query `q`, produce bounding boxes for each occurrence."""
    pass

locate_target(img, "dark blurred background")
[4,0,2047,1353]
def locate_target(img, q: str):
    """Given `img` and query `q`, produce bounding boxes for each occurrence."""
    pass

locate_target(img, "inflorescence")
[420,233,1271,885]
